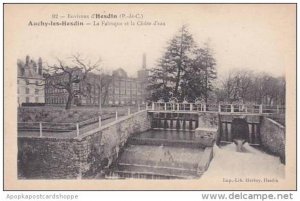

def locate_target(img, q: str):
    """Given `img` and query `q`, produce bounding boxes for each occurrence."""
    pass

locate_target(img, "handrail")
[18,107,146,137]
[147,102,285,114]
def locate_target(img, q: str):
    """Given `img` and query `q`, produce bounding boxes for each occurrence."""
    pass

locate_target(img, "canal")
[106,130,208,179]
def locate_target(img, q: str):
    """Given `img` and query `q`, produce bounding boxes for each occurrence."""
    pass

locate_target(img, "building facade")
[17,56,45,106]
[45,54,149,106]
[103,54,149,105]
[106,72,144,105]
[45,68,83,105]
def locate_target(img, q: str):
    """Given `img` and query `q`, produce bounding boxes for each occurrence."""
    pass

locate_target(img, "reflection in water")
[136,130,196,141]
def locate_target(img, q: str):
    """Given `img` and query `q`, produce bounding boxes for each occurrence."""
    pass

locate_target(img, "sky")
[7,4,296,78]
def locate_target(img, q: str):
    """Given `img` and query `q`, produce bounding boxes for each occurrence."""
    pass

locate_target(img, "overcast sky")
[9,4,295,78]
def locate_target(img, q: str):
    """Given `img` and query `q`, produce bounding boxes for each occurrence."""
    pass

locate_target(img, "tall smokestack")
[38,57,43,75]
[25,55,30,65]
[142,53,146,69]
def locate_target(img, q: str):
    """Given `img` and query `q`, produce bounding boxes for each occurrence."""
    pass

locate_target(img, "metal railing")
[18,105,147,138]
[146,102,285,114]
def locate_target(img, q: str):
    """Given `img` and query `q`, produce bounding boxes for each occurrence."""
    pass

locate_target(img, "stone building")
[104,54,149,105]
[44,68,83,105]
[45,54,149,106]
[17,56,45,106]
[107,69,144,105]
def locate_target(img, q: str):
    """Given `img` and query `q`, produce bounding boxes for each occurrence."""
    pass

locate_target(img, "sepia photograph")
[3,3,296,190]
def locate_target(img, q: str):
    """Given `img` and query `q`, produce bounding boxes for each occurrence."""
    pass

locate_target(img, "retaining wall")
[18,137,80,179]
[18,110,151,179]
[260,117,285,163]
[196,112,219,145]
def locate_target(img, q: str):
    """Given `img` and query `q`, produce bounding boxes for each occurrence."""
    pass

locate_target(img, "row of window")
[113,83,139,89]
[45,88,143,96]
[107,100,145,105]
[46,97,67,104]
[45,95,144,105]
[45,87,67,94]
[108,88,143,95]
[18,79,43,85]
[18,97,40,103]
[18,87,43,95]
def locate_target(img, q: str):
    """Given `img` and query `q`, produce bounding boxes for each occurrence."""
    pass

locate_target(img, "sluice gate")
[106,107,267,179]
[218,114,262,145]
[149,112,199,131]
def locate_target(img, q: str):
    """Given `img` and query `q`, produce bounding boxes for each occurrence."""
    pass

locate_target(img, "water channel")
[105,129,207,179]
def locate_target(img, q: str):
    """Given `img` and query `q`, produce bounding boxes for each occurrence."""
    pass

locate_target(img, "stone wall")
[198,112,219,128]
[196,112,219,146]
[260,117,285,163]
[18,110,151,179]
[78,110,151,178]
[219,114,261,124]
[18,137,80,179]
[195,127,217,147]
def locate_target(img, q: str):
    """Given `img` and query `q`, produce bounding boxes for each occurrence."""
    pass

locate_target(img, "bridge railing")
[147,102,285,114]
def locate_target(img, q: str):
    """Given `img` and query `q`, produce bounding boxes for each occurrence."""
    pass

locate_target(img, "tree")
[148,25,217,102]
[220,70,257,103]
[202,43,217,102]
[258,75,285,105]
[98,73,113,105]
[148,25,195,101]
[87,72,113,106]
[148,64,174,101]
[218,69,285,105]
[182,43,217,102]
[43,55,101,110]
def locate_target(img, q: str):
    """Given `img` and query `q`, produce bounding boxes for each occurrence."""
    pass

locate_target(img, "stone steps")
[117,162,200,178]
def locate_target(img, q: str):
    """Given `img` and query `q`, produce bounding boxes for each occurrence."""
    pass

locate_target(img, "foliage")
[217,70,285,105]
[148,25,217,102]
[43,54,101,110]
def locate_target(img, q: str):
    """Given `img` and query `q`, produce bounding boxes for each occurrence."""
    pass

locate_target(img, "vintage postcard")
[3,3,296,190]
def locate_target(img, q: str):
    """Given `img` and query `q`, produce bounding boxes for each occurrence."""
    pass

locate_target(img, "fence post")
[164,103,167,110]
[128,107,131,115]
[116,111,118,120]
[177,103,179,111]
[204,104,206,112]
[259,104,263,114]
[277,105,280,114]
[231,104,234,113]
[138,104,140,111]
[218,104,221,113]
[152,102,155,110]
[39,122,42,137]
[99,116,102,128]
[190,103,193,111]
[76,123,79,137]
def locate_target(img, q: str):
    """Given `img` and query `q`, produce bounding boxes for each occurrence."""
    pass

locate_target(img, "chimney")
[142,53,146,69]
[25,55,30,66]
[38,57,43,75]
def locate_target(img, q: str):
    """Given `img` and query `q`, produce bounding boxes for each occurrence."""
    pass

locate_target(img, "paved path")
[201,143,285,180]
